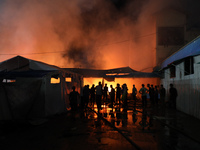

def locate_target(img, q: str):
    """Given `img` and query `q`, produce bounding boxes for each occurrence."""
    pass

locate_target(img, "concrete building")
[160,35,200,119]
[154,7,200,66]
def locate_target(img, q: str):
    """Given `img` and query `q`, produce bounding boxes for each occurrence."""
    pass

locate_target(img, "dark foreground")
[1,99,200,150]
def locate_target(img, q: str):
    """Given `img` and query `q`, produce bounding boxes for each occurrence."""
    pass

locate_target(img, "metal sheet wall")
[161,55,200,119]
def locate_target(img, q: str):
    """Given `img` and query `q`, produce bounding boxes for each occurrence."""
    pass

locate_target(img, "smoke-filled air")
[0,0,175,71]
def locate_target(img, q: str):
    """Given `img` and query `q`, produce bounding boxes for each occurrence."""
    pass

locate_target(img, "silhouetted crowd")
[69,82,178,113]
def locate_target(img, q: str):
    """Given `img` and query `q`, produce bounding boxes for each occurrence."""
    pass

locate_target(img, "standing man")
[159,84,166,106]
[90,84,96,106]
[132,84,137,101]
[103,84,108,102]
[116,83,121,104]
[149,85,155,105]
[122,84,128,108]
[96,82,103,113]
[169,84,178,109]
[69,86,80,111]
[109,85,115,109]
[139,84,148,107]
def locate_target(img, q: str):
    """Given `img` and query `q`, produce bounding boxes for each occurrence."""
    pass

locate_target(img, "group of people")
[69,82,178,113]
[138,83,177,108]
[94,82,128,113]
[69,82,129,113]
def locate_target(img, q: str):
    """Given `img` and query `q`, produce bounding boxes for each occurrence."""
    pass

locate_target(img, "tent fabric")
[65,67,159,78]
[0,56,30,71]
[161,35,200,69]
[0,70,55,79]
[0,79,43,120]
[0,55,60,72]
[0,56,83,120]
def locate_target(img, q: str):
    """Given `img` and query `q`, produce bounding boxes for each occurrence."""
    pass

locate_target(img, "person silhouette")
[96,82,103,113]
[69,86,80,120]
[139,84,148,107]
[69,86,79,111]
[103,84,108,102]
[90,84,96,106]
[116,83,121,104]
[159,84,166,106]
[169,84,178,109]
[132,84,137,101]
[109,85,115,109]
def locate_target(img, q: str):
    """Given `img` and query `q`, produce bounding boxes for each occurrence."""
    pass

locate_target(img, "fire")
[84,77,160,94]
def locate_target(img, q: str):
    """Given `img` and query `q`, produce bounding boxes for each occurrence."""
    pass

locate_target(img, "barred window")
[184,57,194,75]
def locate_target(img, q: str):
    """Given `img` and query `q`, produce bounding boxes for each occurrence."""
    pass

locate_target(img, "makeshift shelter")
[65,67,160,79]
[0,56,82,120]
[65,67,160,93]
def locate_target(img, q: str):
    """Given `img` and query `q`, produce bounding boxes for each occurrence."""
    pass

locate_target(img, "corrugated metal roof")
[161,35,200,69]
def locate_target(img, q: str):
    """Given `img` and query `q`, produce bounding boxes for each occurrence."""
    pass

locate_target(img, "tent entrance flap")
[3,80,43,119]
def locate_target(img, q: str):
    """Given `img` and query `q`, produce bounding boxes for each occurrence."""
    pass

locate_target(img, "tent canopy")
[65,67,160,78]
[0,55,80,79]
[0,55,60,72]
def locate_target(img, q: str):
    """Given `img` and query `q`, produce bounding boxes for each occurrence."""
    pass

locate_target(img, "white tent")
[0,56,82,120]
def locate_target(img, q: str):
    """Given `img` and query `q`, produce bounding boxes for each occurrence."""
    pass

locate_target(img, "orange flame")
[84,77,160,94]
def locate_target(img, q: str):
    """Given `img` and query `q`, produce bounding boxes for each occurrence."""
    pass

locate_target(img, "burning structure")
[0,0,200,119]
[65,67,160,93]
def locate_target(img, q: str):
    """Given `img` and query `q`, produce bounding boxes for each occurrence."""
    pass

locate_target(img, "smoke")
[0,0,176,70]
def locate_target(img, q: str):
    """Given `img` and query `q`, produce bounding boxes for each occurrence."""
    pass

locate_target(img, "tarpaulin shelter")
[65,67,160,94]
[65,67,160,80]
[0,56,82,120]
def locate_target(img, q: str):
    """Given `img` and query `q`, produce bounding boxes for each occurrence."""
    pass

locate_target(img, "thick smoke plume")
[0,0,175,71]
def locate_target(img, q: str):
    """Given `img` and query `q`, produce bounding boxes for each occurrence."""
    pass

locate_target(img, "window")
[184,57,194,75]
[51,77,60,84]
[170,65,176,78]
[65,77,72,82]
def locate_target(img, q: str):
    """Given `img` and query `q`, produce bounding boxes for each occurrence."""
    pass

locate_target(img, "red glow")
[84,77,160,94]
[0,0,161,75]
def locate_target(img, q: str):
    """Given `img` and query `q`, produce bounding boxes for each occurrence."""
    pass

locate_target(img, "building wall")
[161,55,200,119]
[155,9,187,66]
